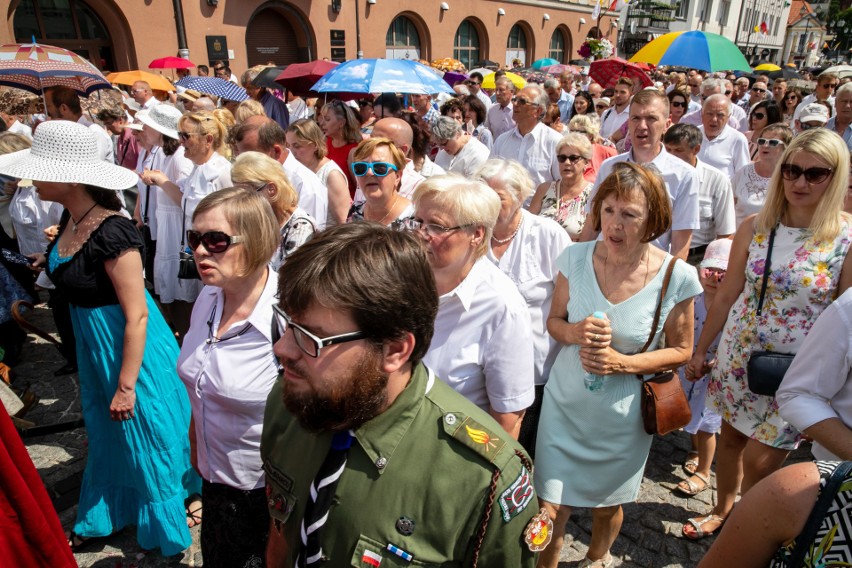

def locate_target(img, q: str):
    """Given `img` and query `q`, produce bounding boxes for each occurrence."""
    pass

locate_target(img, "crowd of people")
[0,57,851,568]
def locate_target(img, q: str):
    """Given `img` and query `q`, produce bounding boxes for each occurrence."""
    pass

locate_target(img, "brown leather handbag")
[637,258,692,436]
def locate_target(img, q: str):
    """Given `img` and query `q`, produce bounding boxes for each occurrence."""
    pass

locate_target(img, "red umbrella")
[149,56,195,69]
[275,60,339,96]
[589,57,653,90]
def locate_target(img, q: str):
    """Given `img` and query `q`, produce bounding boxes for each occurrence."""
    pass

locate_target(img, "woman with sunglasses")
[0,121,200,555]
[683,129,852,540]
[746,101,782,159]
[731,124,792,227]
[781,87,803,124]
[347,137,414,229]
[529,133,594,239]
[177,187,280,567]
[319,99,363,198]
[667,88,690,125]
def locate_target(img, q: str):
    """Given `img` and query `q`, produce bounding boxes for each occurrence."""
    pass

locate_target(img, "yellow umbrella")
[106,70,175,92]
[754,63,781,72]
[482,71,525,90]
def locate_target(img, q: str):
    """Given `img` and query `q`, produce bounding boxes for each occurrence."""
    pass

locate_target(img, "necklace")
[492,213,523,245]
[371,194,400,225]
[71,203,98,234]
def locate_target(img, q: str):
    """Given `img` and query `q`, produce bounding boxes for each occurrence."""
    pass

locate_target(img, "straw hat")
[135,105,182,140]
[0,120,139,190]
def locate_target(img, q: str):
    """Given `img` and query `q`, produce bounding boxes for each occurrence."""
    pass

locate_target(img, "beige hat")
[177,89,201,102]
[799,102,829,124]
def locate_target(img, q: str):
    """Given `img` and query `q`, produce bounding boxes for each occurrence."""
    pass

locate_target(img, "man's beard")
[281,349,389,433]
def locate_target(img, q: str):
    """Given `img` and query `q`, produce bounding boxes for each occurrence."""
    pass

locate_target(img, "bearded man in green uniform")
[261,223,540,567]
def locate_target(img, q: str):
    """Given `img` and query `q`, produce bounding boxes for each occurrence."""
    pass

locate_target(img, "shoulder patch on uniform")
[499,466,534,522]
[444,414,508,462]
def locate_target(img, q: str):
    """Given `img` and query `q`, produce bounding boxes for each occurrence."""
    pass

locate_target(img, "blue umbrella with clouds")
[310,58,454,95]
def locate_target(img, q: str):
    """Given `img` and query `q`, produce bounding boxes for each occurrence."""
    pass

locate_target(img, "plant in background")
[578,37,614,59]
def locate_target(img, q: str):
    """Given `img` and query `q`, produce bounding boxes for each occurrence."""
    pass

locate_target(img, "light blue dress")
[535,241,702,507]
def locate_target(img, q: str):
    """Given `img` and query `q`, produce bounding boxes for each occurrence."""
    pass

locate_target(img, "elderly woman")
[463,96,493,150]
[731,124,792,227]
[684,129,852,540]
[536,163,702,568]
[478,159,570,455]
[529,133,595,240]
[667,88,690,125]
[432,116,490,177]
[319,99,362,197]
[1,121,200,554]
[568,114,617,183]
[413,175,535,438]
[284,118,350,225]
[346,137,414,229]
[231,151,317,270]
[177,187,280,567]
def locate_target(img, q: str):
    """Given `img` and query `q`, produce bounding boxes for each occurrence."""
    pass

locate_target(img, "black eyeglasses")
[724,90,732,95]
[671,101,686,108]
[780,164,833,184]
[410,219,473,238]
[186,230,244,254]
[178,131,199,141]
[272,304,366,358]
[594,104,607,109]
[821,83,839,90]
[752,87,767,93]
[752,112,766,120]
[557,154,585,164]
[512,97,532,106]
[351,161,398,177]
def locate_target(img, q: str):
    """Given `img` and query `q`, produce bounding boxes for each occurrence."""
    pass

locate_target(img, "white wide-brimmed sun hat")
[0,120,139,190]
[136,104,183,140]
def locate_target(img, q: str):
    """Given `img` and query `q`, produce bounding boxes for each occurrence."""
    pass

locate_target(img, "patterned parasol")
[174,76,249,102]
[0,43,111,96]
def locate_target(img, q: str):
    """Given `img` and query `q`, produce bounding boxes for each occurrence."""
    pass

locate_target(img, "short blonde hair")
[0,132,31,155]
[179,110,228,150]
[231,151,299,224]
[352,137,406,171]
[557,132,593,159]
[235,99,265,124]
[412,174,500,258]
[569,114,601,142]
[286,119,327,160]
[192,186,279,275]
[475,159,534,207]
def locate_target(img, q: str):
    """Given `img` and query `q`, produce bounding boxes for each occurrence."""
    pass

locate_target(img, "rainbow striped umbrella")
[629,31,751,72]
[0,43,111,96]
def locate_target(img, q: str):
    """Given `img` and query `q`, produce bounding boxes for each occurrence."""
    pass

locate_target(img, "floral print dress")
[707,220,852,449]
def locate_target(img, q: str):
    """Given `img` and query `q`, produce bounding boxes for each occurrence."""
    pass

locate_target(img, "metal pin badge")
[396,516,415,536]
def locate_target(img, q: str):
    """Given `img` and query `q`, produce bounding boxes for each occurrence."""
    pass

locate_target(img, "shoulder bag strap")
[787,461,852,568]
[180,197,187,249]
[638,256,678,356]
[756,227,777,317]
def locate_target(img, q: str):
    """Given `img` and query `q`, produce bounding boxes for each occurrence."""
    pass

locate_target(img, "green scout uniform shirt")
[261,363,538,567]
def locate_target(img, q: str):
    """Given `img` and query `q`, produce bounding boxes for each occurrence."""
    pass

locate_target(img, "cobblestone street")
[13,298,811,567]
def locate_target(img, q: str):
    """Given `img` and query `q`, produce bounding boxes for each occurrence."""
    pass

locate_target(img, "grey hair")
[495,78,516,93]
[568,114,601,141]
[475,159,535,206]
[240,66,264,86]
[543,78,560,90]
[701,77,725,94]
[838,82,852,98]
[702,93,731,115]
[431,116,462,142]
[524,85,550,118]
[454,84,471,96]
[556,132,593,159]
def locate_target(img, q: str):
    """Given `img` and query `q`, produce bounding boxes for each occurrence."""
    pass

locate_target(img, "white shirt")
[793,93,835,121]
[588,147,700,252]
[486,210,570,385]
[283,151,328,228]
[77,116,115,164]
[778,288,852,461]
[599,104,630,139]
[697,125,750,179]
[135,147,161,237]
[680,103,748,132]
[434,135,490,177]
[731,163,770,228]
[142,97,160,109]
[423,258,536,413]
[692,159,736,247]
[8,120,32,140]
[491,122,562,186]
[8,185,62,256]
[288,97,309,121]
[178,269,280,489]
[418,156,446,178]
[475,89,492,109]
[484,102,515,141]
[180,152,232,228]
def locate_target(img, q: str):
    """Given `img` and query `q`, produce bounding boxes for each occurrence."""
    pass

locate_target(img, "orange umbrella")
[106,70,174,92]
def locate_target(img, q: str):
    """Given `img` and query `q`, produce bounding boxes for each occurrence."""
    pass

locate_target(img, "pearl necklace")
[491,214,523,245]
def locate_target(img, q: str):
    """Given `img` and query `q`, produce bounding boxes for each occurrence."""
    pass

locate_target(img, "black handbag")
[177,197,200,280]
[747,227,794,396]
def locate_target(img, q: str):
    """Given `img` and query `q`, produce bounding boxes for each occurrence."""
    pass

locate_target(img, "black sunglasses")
[671,100,686,108]
[780,164,833,184]
[186,230,244,254]
[351,161,398,177]
[752,87,767,93]
[512,97,532,106]
[557,154,585,164]
[178,131,199,141]
[752,112,766,120]
[465,80,481,86]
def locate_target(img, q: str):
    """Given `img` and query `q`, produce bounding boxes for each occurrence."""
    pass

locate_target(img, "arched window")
[386,16,421,60]
[453,20,480,70]
[14,0,114,71]
[549,30,566,63]
[506,25,527,67]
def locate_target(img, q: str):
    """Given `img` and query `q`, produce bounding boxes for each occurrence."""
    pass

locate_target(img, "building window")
[506,24,527,67]
[718,0,730,26]
[385,16,420,60]
[676,0,689,20]
[698,0,710,22]
[453,20,480,70]
[548,30,565,63]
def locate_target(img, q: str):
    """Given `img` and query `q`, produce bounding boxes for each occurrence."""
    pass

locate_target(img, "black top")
[46,213,144,308]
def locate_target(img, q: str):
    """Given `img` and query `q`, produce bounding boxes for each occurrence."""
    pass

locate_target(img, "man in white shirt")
[484,77,516,140]
[232,116,328,227]
[663,123,735,265]
[579,88,699,259]
[1,112,32,140]
[44,86,114,163]
[491,84,562,186]
[599,77,632,139]
[466,72,492,109]
[680,77,746,131]
[697,94,750,179]
[687,74,703,107]
[793,71,839,121]
[130,81,160,110]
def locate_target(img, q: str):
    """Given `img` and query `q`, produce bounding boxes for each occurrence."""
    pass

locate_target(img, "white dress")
[153,147,195,303]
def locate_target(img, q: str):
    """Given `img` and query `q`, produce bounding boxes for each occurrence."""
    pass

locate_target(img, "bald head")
[702,93,730,114]
[233,115,287,161]
[193,97,216,111]
[131,81,153,105]
[371,118,413,156]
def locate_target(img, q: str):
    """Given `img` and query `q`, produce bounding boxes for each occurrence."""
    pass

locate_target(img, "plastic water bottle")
[584,311,609,393]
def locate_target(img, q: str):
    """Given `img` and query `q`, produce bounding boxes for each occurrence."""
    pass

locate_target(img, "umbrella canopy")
[0,87,44,115]
[149,56,195,69]
[174,76,248,101]
[822,64,852,79]
[276,60,339,96]
[541,63,580,75]
[442,70,468,87]
[532,58,559,70]
[482,72,526,90]
[754,63,781,72]
[468,67,492,78]
[311,58,454,95]
[0,42,111,96]
[476,59,500,69]
[515,69,550,84]
[107,70,175,92]
[432,58,465,72]
[589,58,653,90]
[253,65,287,90]
[768,68,802,80]
[630,31,751,72]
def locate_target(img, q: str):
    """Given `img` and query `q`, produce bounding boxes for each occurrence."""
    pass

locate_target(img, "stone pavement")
[12,298,812,567]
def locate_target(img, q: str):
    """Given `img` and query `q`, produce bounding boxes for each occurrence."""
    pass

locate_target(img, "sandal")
[682,514,725,540]
[577,552,613,568]
[186,495,202,528]
[675,472,710,496]
[683,452,699,475]
[67,531,96,551]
